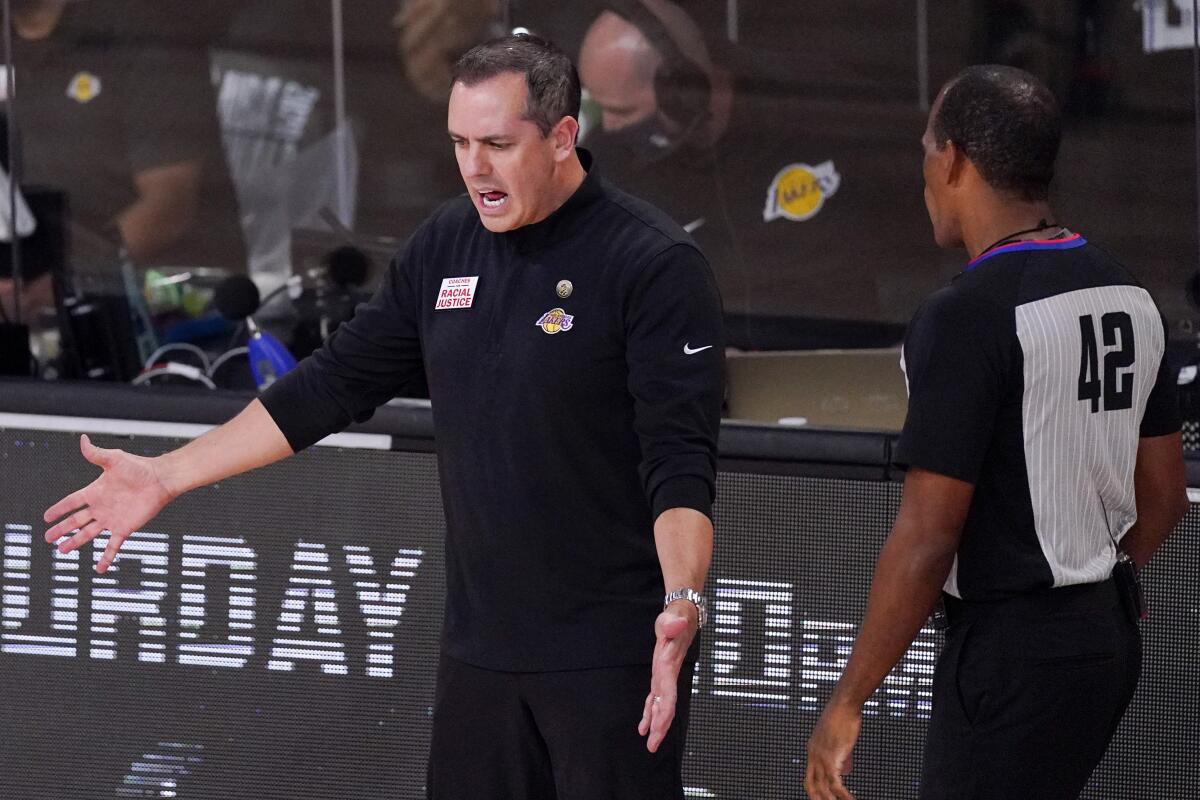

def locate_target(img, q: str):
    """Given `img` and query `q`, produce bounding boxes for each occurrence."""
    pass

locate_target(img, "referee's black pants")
[919,578,1140,800]
[426,653,695,800]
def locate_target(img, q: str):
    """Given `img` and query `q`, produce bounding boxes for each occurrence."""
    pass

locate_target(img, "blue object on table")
[246,318,297,390]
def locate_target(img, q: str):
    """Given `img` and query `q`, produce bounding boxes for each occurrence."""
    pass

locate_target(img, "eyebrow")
[447,131,512,145]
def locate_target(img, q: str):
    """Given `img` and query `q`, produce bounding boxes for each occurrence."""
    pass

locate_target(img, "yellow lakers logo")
[763,161,841,222]
[66,71,102,104]
[535,307,574,334]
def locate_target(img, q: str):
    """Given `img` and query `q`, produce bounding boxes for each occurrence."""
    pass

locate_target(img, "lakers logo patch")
[763,161,840,222]
[535,307,574,334]
[66,71,102,104]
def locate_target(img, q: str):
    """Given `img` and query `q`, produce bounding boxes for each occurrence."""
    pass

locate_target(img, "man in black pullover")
[44,34,724,799]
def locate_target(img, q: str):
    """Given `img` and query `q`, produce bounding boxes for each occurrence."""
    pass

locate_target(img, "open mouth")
[479,190,509,210]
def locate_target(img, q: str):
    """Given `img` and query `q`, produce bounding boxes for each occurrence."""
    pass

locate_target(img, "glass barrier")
[0,0,1195,432]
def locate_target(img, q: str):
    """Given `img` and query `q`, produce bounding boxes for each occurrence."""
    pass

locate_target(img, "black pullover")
[261,153,725,671]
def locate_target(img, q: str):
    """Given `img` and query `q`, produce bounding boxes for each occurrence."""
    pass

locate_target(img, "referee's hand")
[637,604,696,752]
[805,701,861,799]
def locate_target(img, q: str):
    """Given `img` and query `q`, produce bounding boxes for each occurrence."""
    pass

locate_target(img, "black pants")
[426,654,695,800]
[919,578,1140,800]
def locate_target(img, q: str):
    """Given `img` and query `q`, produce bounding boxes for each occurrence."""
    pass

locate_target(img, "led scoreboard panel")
[1,425,1196,799]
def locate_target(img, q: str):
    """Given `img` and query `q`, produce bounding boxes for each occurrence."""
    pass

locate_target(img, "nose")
[461,144,491,179]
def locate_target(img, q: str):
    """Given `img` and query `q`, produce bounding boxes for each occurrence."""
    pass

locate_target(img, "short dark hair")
[452,34,581,137]
[933,65,1061,202]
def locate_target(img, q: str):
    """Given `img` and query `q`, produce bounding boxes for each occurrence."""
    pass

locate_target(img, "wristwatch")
[664,587,708,628]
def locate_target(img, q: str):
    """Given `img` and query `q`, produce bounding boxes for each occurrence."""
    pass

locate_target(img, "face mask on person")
[593,114,681,166]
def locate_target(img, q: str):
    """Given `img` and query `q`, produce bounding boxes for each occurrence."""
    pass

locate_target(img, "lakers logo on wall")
[66,71,102,103]
[535,308,574,334]
[763,161,841,222]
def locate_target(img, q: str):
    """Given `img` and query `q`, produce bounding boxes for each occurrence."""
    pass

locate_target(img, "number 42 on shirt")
[1078,312,1135,413]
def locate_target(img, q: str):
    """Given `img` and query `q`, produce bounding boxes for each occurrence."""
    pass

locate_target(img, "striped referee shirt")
[894,234,1180,600]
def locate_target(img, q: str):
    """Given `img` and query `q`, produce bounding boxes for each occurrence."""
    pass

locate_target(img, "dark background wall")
[17,1,1196,336]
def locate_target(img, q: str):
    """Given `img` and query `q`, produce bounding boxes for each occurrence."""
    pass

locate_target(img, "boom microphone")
[213,274,296,389]
[214,274,261,321]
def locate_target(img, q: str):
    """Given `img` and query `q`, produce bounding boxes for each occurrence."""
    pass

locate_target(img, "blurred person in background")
[578,0,735,275]
[393,0,504,103]
[576,0,889,344]
[1,0,245,315]
[576,0,764,346]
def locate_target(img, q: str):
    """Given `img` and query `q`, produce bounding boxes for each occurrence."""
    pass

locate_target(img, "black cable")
[976,220,1062,259]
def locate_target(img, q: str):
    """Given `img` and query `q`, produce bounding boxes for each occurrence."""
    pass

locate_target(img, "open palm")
[43,434,176,573]
[637,609,695,753]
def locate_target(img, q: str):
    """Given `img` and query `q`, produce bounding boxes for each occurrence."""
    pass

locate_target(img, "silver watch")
[664,587,708,628]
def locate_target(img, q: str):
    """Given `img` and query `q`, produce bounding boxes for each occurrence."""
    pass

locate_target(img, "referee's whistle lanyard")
[964,220,1066,271]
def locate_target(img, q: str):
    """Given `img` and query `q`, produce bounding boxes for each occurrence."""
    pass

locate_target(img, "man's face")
[448,72,563,233]
[578,24,658,132]
[921,98,962,249]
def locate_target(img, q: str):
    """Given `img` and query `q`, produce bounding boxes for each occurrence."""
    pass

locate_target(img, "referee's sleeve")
[893,288,1005,484]
[1140,316,1182,438]
[625,244,725,520]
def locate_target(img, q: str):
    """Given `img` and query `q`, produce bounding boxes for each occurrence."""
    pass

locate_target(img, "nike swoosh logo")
[683,343,713,355]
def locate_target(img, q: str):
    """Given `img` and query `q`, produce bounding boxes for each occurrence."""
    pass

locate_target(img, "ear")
[945,141,970,188]
[550,115,579,162]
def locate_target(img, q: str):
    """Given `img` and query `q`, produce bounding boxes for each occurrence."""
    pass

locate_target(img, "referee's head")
[921,65,1061,249]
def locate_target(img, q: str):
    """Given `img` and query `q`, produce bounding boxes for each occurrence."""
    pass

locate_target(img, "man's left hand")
[637,602,697,752]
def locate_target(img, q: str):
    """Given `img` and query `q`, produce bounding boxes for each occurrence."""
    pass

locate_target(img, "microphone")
[213,274,261,321]
[325,244,369,289]
[213,275,296,390]
[290,243,371,359]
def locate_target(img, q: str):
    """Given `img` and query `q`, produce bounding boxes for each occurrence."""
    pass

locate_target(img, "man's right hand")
[43,434,177,573]
[805,700,862,800]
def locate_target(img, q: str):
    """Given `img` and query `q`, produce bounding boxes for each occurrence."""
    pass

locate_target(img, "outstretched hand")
[43,434,176,573]
[637,604,697,753]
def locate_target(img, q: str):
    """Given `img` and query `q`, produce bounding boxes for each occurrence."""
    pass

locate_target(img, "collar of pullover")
[502,148,604,253]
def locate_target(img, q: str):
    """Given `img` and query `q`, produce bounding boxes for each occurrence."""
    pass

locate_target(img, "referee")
[806,65,1188,800]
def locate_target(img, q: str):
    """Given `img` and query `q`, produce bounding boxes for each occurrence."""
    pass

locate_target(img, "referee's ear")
[944,140,973,190]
